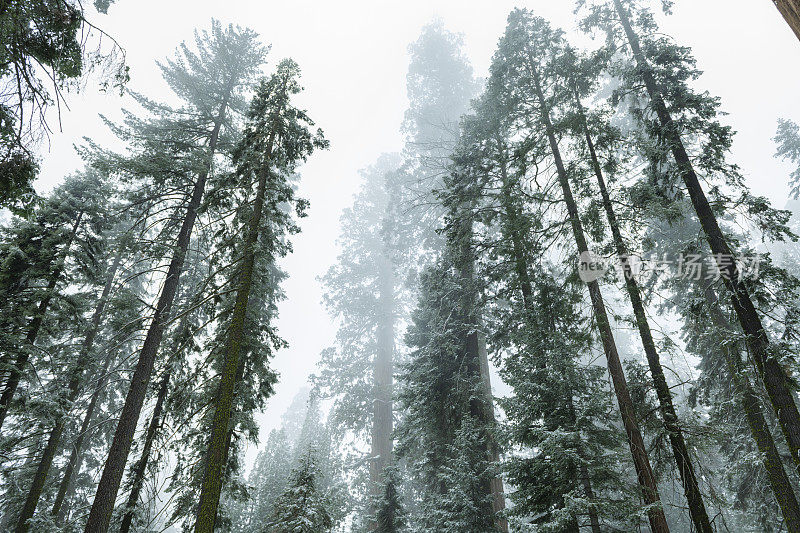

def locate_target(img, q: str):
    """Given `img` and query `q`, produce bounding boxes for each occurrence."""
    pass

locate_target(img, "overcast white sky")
[34,0,800,471]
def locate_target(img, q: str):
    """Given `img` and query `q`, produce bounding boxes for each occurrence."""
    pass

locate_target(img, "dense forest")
[1,0,800,531]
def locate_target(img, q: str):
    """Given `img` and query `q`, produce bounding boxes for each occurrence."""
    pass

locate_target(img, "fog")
[4,1,796,530]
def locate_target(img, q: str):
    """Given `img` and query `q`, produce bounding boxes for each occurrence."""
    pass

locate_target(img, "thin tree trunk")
[579,460,602,533]
[84,93,230,533]
[530,64,669,532]
[774,0,800,42]
[613,0,800,476]
[0,210,84,432]
[575,94,713,533]
[51,338,113,523]
[193,119,279,533]
[369,254,395,530]
[499,155,592,530]
[14,248,123,532]
[119,370,170,533]
[704,286,800,531]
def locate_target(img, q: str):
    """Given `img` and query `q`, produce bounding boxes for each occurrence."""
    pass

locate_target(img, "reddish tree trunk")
[613,0,800,476]
[530,63,669,532]
[369,255,395,530]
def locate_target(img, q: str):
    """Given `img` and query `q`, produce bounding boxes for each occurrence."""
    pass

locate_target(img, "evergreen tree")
[49,253,146,525]
[316,22,483,530]
[0,0,126,214]
[579,0,800,483]
[234,429,293,533]
[398,255,501,532]
[375,465,406,533]
[316,154,406,528]
[489,10,668,531]
[14,223,131,532]
[194,58,327,532]
[267,449,334,533]
[776,119,800,200]
[220,388,320,533]
[498,266,638,531]
[83,22,266,533]
[0,168,112,432]
[557,44,714,531]
[401,20,479,260]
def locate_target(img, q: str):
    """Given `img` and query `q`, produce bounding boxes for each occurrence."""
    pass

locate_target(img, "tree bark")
[0,210,84,432]
[84,93,230,533]
[575,94,713,533]
[119,370,170,533]
[476,333,509,532]
[193,115,280,532]
[530,64,669,532]
[613,0,800,476]
[455,206,508,531]
[14,247,123,532]
[774,0,800,42]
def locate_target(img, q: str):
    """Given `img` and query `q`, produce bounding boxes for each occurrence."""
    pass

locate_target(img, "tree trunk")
[369,254,395,530]
[774,0,800,42]
[499,155,593,530]
[0,210,84,432]
[51,329,119,522]
[14,248,123,532]
[455,205,508,531]
[476,334,508,532]
[579,460,602,533]
[530,63,669,532]
[613,0,800,476]
[84,93,230,533]
[704,286,800,531]
[575,95,713,533]
[193,119,279,533]
[119,370,170,533]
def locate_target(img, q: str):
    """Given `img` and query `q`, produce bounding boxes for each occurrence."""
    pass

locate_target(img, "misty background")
[30,0,800,473]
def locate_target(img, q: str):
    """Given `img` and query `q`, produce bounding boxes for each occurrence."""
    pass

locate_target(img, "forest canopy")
[1,1,800,532]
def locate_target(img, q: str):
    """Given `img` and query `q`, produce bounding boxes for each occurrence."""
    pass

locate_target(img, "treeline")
[0,19,328,533]
[2,1,800,532]
[311,1,800,533]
